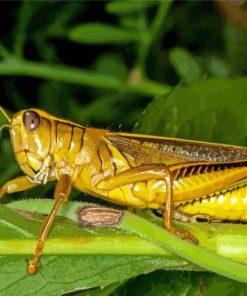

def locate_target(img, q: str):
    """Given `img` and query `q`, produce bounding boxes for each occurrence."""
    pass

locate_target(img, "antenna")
[0,124,12,132]
[0,106,11,123]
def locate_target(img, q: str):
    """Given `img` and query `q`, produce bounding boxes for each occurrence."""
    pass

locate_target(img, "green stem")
[7,200,247,281]
[149,0,172,41]
[0,58,170,96]
[134,79,171,96]
[119,212,247,283]
[136,0,172,72]
[0,43,11,59]
[0,236,171,256]
[0,203,190,270]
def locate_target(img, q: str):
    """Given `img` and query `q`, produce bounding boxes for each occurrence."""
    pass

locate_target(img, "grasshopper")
[1,107,247,274]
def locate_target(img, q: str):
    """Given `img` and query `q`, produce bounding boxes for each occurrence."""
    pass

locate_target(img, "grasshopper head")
[10,109,53,180]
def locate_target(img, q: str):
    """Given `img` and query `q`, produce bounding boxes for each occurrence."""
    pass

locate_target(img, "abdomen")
[176,180,247,221]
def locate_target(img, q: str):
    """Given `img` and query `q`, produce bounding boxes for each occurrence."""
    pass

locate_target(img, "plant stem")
[7,200,247,281]
[149,0,172,41]
[0,236,172,256]
[0,203,191,270]
[119,212,247,283]
[0,43,11,59]
[0,58,170,96]
[136,0,172,73]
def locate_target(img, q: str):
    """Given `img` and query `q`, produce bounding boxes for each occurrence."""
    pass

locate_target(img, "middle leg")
[94,164,198,243]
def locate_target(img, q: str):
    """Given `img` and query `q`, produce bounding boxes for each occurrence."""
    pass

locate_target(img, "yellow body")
[8,108,247,222]
[177,181,247,221]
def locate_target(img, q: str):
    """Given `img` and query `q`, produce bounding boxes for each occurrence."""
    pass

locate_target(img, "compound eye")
[23,110,41,132]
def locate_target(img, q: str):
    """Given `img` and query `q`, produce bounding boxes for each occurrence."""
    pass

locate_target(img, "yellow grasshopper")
[1,107,247,275]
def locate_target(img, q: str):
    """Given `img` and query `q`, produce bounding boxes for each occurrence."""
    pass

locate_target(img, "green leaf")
[7,200,247,283]
[203,274,247,296]
[134,77,247,146]
[93,53,128,80]
[119,271,206,296]
[169,47,203,84]
[119,271,247,296]
[68,23,139,45]
[224,23,247,76]
[0,201,189,296]
[105,1,157,16]
[74,281,123,296]
[0,254,173,296]
[204,56,230,78]
[4,199,247,292]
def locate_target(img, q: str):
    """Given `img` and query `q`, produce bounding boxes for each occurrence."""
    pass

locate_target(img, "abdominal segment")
[176,182,247,221]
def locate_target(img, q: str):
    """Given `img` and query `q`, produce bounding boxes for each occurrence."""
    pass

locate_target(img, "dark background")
[0,1,229,129]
